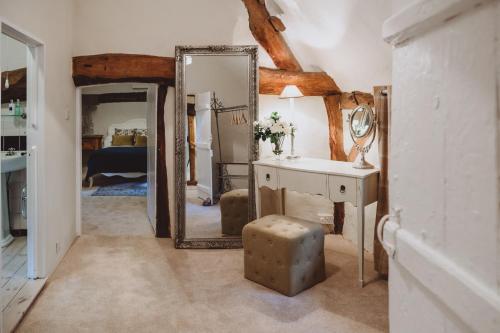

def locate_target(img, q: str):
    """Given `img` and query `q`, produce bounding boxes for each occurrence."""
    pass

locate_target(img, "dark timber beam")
[73,54,176,86]
[82,92,147,105]
[156,85,171,238]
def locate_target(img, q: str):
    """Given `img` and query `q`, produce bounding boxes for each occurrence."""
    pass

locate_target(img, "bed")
[85,119,147,188]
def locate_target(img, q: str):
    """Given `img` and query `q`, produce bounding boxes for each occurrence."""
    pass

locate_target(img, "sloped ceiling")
[233,0,392,92]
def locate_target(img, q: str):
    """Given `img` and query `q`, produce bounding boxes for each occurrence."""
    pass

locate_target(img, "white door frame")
[74,83,158,236]
[0,19,46,279]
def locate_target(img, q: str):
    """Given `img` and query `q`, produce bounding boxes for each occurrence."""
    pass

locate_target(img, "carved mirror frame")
[174,45,258,249]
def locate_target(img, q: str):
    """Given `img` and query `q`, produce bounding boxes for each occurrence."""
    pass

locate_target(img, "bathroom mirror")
[348,104,376,169]
[174,45,258,248]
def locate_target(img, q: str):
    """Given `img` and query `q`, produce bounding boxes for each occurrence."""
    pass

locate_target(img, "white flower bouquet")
[254,112,295,158]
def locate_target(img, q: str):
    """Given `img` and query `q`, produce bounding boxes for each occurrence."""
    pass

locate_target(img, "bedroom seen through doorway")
[79,83,157,236]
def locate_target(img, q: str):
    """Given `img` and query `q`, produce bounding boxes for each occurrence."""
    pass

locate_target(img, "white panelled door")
[194,92,214,204]
[146,86,157,229]
[379,2,500,333]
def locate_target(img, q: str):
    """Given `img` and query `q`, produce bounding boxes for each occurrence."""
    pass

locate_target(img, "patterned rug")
[91,181,147,197]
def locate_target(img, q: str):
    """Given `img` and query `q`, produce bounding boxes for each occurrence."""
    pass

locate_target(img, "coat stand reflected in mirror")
[279,85,303,159]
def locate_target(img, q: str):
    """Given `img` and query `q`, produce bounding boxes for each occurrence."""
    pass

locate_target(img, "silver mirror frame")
[174,45,259,249]
[348,104,377,169]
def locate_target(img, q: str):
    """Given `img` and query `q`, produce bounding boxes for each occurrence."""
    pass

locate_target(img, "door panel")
[194,92,213,203]
[146,86,157,229]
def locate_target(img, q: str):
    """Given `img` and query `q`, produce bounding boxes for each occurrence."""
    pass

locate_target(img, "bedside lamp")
[279,84,303,159]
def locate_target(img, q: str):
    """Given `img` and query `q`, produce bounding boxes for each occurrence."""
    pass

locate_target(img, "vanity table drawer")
[329,176,357,204]
[256,166,278,190]
[279,169,328,196]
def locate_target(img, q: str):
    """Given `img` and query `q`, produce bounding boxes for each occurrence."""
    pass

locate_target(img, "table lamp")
[279,84,303,159]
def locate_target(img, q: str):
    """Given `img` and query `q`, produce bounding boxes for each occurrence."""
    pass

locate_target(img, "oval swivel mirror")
[348,104,377,169]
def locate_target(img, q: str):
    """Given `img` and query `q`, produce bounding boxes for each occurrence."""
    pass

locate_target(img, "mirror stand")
[353,150,375,169]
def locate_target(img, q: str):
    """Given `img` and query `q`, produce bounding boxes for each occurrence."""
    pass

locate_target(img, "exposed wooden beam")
[323,95,347,234]
[323,95,347,161]
[156,85,171,238]
[340,91,374,109]
[1,67,27,103]
[73,54,175,86]
[259,67,341,96]
[82,92,147,105]
[269,16,286,32]
[242,0,302,71]
[373,85,390,276]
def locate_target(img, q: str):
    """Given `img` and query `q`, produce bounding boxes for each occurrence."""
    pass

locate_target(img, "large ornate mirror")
[174,46,258,248]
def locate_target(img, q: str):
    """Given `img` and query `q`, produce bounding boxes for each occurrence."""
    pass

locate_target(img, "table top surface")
[253,157,379,179]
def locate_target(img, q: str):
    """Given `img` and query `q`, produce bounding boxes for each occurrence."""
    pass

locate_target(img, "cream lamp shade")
[279,85,304,99]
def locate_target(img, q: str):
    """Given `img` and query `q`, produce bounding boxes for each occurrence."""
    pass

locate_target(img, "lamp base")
[286,154,300,159]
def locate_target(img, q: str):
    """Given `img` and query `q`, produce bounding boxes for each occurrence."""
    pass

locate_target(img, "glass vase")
[271,136,285,160]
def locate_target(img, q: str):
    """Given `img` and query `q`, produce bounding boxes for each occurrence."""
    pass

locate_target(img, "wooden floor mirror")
[174,45,258,248]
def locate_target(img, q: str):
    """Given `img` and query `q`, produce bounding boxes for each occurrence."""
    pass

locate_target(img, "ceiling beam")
[259,67,340,95]
[82,92,147,105]
[242,0,302,71]
[73,54,175,86]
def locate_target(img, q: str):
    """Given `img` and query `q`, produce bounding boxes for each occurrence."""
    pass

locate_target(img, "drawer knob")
[340,185,346,193]
[266,173,271,181]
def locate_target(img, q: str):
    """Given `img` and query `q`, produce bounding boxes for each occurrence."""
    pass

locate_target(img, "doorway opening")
[1,21,46,332]
[77,83,158,237]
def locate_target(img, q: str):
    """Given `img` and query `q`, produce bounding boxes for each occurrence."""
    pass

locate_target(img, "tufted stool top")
[242,214,326,296]
[220,189,249,236]
[245,214,321,239]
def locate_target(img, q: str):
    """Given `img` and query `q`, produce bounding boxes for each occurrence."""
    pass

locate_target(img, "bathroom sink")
[1,152,26,173]
[1,151,27,248]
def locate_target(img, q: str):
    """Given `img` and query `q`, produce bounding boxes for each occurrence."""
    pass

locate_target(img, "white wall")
[87,102,147,137]
[0,0,76,276]
[387,1,500,332]
[1,33,26,70]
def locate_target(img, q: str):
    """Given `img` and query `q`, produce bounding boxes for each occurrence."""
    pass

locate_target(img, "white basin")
[1,152,27,173]
[1,151,27,248]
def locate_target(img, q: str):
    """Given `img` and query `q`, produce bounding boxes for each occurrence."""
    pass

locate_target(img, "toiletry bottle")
[8,99,14,115]
[15,99,21,116]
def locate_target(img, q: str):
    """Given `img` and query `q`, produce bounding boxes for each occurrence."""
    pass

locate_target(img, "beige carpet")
[82,196,154,237]
[185,186,223,239]
[16,197,388,333]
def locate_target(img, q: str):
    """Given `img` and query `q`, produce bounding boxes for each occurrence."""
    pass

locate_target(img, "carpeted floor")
[185,186,225,239]
[15,197,389,333]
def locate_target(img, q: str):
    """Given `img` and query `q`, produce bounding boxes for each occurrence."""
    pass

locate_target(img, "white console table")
[253,157,379,287]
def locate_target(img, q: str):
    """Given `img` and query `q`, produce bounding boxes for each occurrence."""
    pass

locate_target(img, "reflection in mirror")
[350,105,373,138]
[175,47,258,248]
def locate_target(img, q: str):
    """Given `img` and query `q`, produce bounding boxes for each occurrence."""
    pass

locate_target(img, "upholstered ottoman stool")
[220,189,249,235]
[242,214,326,296]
